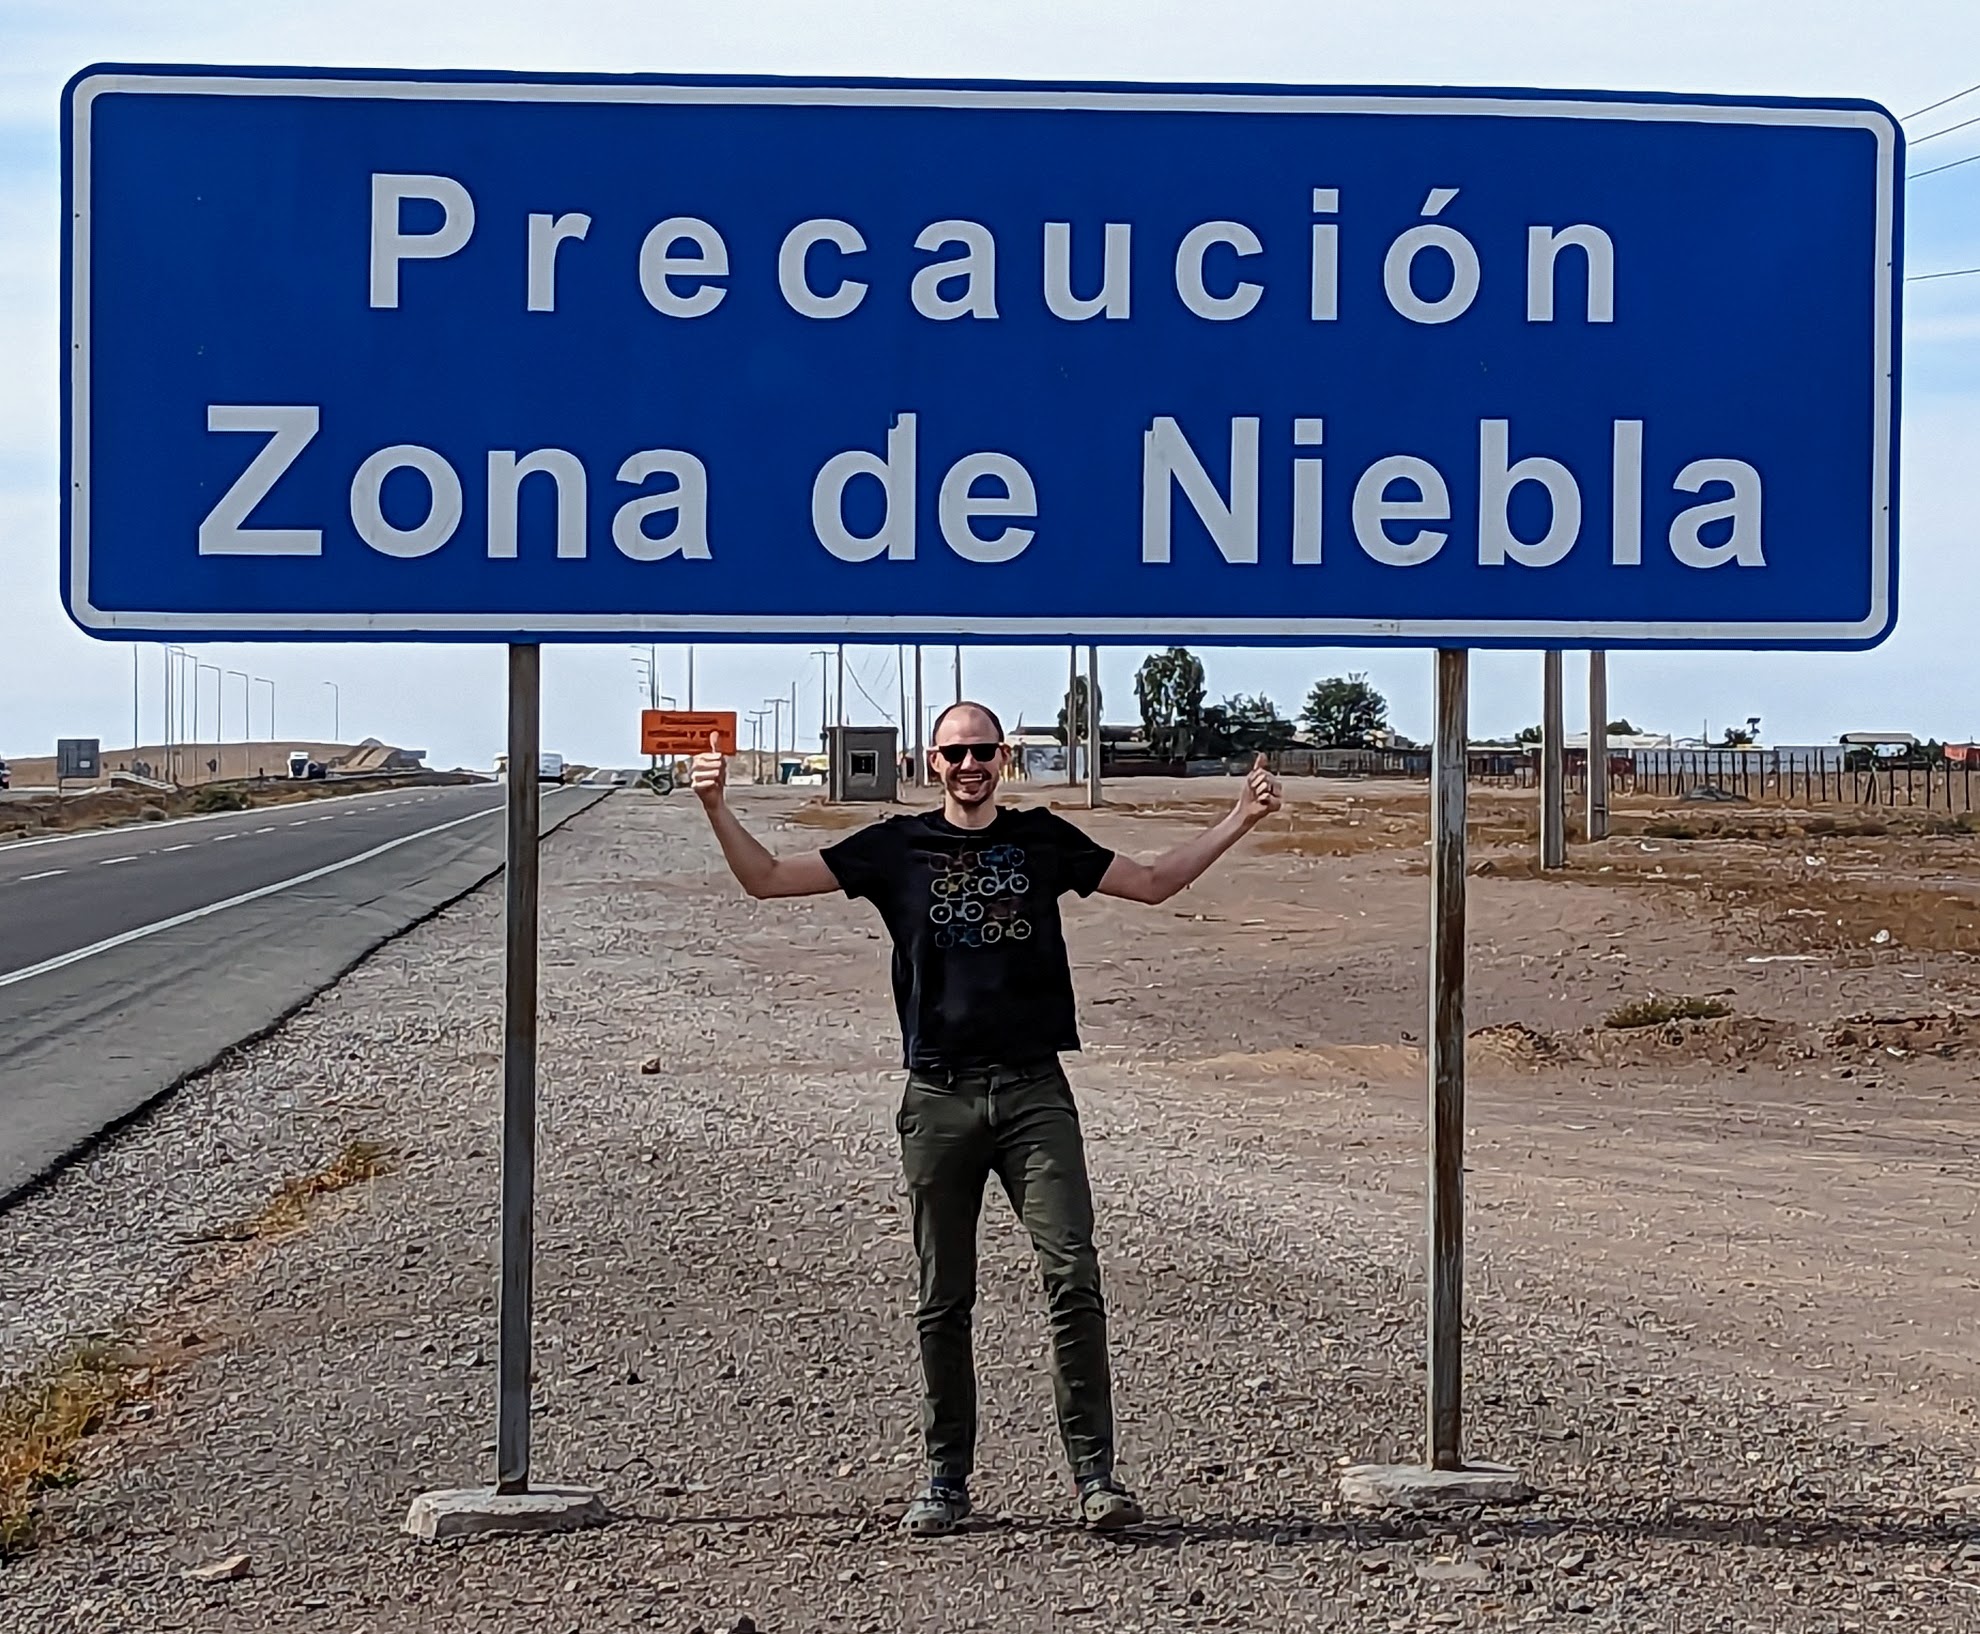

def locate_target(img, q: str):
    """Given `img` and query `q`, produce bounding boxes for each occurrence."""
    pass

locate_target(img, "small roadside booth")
[824,725,899,802]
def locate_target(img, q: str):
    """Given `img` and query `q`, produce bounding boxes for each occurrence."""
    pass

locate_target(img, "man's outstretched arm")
[1097,753,1283,905]
[691,734,839,899]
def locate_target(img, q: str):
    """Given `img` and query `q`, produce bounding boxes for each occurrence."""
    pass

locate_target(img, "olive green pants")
[896,1058,1115,1482]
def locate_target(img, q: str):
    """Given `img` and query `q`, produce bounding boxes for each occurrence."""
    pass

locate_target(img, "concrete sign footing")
[404,1484,611,1542]
[1338,1462,1536,1513]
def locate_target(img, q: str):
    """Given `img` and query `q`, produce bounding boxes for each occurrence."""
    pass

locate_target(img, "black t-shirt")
[820,805,1116,1071]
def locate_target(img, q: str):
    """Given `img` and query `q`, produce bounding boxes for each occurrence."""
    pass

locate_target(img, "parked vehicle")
[0,757,10,790]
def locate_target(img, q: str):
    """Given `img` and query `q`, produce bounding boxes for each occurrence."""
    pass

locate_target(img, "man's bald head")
[930,701,1005,744]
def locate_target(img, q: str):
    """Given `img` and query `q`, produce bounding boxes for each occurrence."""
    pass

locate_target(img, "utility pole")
[812,649,831,744]
[836,644,846,728]
[1086,645,1103,809]
[686,646,695,710]
[1587,651,1610,841]
[913,646,926,788]
[953,645,962,704]
[764,698,784,772]
[1066,646,1079,787]
[1540,652,1565,869]
[131,647,139,768]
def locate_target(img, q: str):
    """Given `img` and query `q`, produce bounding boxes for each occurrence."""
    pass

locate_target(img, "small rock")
[1418,1558,1493,1590]
[730,1618,758,1634]
[1556,1548,1588,1574]
[1939,1484,1980,1506]
[184,1554,252,1584]
[640,1056,663,1074]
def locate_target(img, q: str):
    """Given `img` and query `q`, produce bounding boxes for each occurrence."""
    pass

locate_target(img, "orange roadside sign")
[642,709,737,756]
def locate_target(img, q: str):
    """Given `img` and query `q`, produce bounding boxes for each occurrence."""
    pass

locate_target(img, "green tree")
[1720,715,1761,747]
[1606,717,1638,736]
[1056,673,1100,744]
[1514,725,1542,745]
[1301,673,1389,747]
[1204,692,1295,757]
[1135,648,1206,760]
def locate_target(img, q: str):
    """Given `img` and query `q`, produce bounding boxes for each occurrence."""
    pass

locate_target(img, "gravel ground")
[3,789,1978,1632]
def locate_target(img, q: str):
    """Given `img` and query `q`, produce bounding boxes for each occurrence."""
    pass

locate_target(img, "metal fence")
[1253,746,1977,811]
[1503,748,1978,811]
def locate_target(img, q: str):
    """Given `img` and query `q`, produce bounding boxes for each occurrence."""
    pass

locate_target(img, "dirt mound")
[1473,1014,1798,1070]
[1469,1021,1564,1063]
[1826,1011,1980,1060]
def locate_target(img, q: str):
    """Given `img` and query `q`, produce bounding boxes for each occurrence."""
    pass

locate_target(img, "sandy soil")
[799,775,1980,1438]
[3,776,1977,1631]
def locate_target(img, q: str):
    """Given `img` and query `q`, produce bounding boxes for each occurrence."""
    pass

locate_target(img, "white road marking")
[96,855,137,866]
[0,784,452,856]
[212,833,238,843]
[19,868,67,881]
[288,820,309,827]
[255,826,276,834]
[0,803,507,990]
[162,843,195,853]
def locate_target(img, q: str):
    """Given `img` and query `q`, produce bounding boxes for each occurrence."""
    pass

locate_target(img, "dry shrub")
[0,1345,135,1558]
[1605,995,1732,1030]
[250,1138,396,1237]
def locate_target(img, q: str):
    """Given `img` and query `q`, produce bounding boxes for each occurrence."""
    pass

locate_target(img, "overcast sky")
[3,1,1976,769]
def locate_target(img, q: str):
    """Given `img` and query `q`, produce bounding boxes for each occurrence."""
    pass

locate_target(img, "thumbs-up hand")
[1236,751,1283,829]
[690,729,728,809]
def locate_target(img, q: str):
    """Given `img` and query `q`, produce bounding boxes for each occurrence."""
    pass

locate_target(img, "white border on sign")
[66,74,1898,644]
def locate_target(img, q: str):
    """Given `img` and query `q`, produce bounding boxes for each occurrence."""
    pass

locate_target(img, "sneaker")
[902,1479,972,1537]
[1077,1474,1144,1530]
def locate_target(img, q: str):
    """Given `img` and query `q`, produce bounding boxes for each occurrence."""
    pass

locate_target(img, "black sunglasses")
[934,742,1002,765]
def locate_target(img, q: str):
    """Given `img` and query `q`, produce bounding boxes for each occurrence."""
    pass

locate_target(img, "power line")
[1911,150,1980,180]
[1914,110,1980,145]
[847,652,897,723]
[1905,81,1980,121]
[1908,265,1980,281]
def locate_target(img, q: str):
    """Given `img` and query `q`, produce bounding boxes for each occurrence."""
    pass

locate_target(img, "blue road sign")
[63,69,1899,647]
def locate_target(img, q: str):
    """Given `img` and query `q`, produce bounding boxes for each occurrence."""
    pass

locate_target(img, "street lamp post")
[764,697,786,777]
[254,677,277,744]
[165,645,191,786]
[196,661,222,781]
[324,680,340,744]
[227,670,250,779]
[811,649,831,745]
[631,652,658,710]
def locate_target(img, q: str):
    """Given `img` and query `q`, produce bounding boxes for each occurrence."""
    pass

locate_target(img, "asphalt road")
[0,781,606,1202]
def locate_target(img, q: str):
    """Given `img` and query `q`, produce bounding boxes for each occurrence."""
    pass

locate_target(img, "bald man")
[692,700,1283,1535]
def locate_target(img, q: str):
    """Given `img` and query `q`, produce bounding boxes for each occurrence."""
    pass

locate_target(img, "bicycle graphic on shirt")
[926,845,1032,950]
